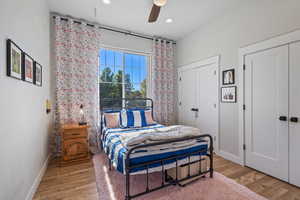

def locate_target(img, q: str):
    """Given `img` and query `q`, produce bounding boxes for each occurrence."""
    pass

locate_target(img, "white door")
[178,69,197,126]
[244,45,289,181]
[195,65,219,143]
[178,61,219,150]
[289,41,300,187]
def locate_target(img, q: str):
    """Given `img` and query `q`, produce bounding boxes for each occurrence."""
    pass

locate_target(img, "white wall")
[176,0,300,162]
[0,0,51,199]
[100,29,152,54]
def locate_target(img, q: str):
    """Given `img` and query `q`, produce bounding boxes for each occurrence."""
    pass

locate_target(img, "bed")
[99,98,214,200]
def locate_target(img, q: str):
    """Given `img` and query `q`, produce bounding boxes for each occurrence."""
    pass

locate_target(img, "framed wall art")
[222,69,235,85]
[22,53,34,83]
[7,39,23,80]
[34,62,42,87]
[221,86,237,103]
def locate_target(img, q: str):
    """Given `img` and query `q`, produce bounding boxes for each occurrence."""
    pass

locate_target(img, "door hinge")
[243,144,246,150]
[243,64,246,70]
[243,104,246,110]
[214,70,217,75]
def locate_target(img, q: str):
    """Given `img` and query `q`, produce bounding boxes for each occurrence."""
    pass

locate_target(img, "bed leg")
[209,156,214,178]
[209,136,214,178]
[100,140,103,151]
[109,159,112,171]
[125,170,130,200]
[209,152,214,178]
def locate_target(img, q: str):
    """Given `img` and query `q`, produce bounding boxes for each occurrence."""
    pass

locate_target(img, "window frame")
[99,46,152,101]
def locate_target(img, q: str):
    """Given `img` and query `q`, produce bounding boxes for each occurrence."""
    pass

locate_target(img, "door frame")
[238,29,300,165]
[178,55,220,153]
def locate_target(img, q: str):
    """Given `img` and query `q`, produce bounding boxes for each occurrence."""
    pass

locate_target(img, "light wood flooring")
[33,155,300,200]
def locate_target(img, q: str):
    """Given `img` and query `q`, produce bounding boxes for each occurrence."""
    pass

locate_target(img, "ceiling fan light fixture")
[153,0,167,7]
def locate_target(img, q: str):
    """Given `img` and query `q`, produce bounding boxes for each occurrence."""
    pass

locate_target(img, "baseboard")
[25,154,51,200]
[217,150,243,165]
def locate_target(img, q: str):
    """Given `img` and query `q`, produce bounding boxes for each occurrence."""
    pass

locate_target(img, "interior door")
[244,45,289,181]
[195,65,218,143]
[178,62,219,147]
[178,69,196,126]
[289,41,300,187]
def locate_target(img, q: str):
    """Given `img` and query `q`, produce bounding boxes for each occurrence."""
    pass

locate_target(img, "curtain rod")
[51,14,176,44]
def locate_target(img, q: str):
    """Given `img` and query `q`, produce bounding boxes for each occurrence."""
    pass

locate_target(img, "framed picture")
[221,86,237,103]
[34,62,42,86]
[22,53,34,83]
[7,39,23,80]
[222,69,235,85]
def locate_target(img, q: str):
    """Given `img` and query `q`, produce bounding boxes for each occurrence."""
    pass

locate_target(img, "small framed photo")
[34,62,42,87]
[221,86,237,103]
[7,39,23,80]
[222,69,235,85]
[22,53,34,83]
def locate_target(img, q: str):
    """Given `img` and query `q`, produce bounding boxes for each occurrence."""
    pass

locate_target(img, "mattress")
[101,124,209,175]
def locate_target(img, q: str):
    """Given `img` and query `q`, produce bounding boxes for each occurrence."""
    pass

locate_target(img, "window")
[99,48,148,108]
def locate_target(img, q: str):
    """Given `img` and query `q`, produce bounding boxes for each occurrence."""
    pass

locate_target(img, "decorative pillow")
[120,110,147,128]
[104,112,120,128]
[144,110,156,125]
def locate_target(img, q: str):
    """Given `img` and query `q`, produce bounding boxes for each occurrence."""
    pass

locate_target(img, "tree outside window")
[99,49,148,108]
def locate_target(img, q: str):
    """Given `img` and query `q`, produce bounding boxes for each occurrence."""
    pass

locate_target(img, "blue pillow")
[120,109,147,128]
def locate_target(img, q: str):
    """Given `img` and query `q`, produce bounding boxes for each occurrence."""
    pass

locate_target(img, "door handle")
[191,108,199,118]
[290,117,299,123]
[279,116,287,121]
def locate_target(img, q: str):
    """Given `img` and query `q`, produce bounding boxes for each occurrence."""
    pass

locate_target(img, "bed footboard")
[124,134,214,200]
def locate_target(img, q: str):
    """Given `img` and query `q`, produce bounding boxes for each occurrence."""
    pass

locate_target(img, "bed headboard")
[98,98,154,149]
[100,98,153,114]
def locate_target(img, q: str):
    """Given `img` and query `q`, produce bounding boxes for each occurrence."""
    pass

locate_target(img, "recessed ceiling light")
[166,18,173,23]
[154,0,167,7]
[102,0,111,5]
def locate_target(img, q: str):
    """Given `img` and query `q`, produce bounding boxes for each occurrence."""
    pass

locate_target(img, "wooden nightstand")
[60,124,90,165]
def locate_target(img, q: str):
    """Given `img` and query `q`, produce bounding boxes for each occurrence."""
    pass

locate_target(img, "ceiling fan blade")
[148,4,161,23]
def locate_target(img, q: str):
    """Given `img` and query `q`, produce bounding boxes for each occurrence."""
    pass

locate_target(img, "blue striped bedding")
[101,124,209,175]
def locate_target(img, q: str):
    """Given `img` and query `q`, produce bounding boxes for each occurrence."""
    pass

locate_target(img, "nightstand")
[60,124,90,165]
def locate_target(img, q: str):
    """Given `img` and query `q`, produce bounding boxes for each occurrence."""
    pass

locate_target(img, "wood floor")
[33,155,300,200]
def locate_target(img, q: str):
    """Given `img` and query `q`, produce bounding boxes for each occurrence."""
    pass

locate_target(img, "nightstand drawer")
[63,129,87,139]
[63,138,88,161]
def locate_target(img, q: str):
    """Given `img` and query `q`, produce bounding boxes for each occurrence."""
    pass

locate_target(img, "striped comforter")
[101,124,208,175]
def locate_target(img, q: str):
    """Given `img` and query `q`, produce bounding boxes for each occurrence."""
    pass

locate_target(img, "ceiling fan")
[148,0,167,23]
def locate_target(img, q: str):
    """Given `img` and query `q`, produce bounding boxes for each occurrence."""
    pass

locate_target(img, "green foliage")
[100,67,147,108]
[140,79,147,98]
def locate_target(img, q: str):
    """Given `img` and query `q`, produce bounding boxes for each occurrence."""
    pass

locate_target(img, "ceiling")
[48,0,244,40]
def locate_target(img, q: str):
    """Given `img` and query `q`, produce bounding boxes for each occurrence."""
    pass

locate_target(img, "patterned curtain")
[52,17,101,154]
[151,39,177,125]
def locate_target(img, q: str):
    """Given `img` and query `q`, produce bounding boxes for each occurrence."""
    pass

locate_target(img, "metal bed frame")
[100,98,214,200]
